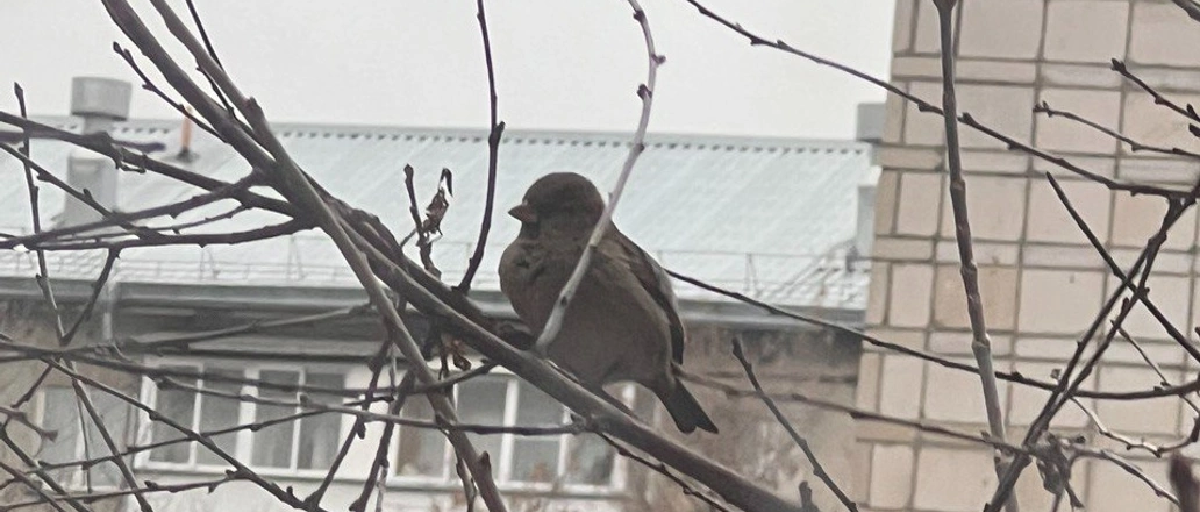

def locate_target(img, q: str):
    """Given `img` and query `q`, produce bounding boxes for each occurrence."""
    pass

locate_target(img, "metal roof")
[0,117,875,310]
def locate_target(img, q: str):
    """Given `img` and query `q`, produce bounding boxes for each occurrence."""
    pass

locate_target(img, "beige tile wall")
[861,0,1200,510]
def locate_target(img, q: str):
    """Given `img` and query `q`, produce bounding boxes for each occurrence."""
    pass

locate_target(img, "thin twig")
[1,474,242,512]
[731,339,857,512]
[1112,59,1200,123]
[0,174,259,250]
[61,249,119,345]
[307,333,403,508]
[457,0,505,293]
[682,369,1031,455]
[0,425,87,512]
[1073,443,1178,505]
[681,0,1194,200]
[0,456,72,512]
[112,41,219,138]
[183,0,237,116]
[0,336,496,399]
[0,404,56,440]
[1071,397,1197,457]
[349,373,415,512]
[667,269,1200,400]
[27,219,307,251]
[0,111,294,216]
[42,356,330,511]
[125,302,374,350]
[1116,326,1200,414]
[928,8,1012,509]
[59,361,154,512]
[990,206,1180,510]
[597,431,737,512]
[1044,173,1197,359]
[1035,101,1200,159]
[9,364,51,409]
[12,84,66,343]
[403,164,438,276]
[23,396,379,478]
[532,0,662,354]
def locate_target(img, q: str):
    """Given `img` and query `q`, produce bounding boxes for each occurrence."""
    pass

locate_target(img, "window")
[394,375,624,489]
[141,363,345,474]
[37,387,133,489]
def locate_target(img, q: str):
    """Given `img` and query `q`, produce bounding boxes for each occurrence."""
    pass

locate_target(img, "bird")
[498,172,719,434]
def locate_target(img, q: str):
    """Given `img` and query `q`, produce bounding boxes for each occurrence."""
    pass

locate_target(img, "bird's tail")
[661,381,719,434]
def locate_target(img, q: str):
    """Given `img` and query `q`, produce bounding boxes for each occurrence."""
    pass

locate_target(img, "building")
[0,78,880,511]
[858,1,1200,511]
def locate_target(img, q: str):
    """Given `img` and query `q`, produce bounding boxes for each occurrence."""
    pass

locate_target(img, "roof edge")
[28,115,872,152]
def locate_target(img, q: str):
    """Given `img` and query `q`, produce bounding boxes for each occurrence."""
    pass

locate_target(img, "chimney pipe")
[175,106,196,162]
[60,77,132,227]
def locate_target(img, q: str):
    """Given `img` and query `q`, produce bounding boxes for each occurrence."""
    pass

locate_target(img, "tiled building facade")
[858,1,1200,511]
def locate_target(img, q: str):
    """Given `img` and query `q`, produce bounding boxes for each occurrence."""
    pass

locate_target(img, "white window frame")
[388,364,632,494]
[134,358,351,479]
[34,386,135,491]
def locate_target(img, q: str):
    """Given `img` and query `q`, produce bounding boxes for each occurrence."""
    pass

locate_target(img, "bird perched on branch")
[498,172,719,434]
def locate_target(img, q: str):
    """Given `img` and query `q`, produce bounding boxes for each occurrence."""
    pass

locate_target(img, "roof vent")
[59,77,132,228]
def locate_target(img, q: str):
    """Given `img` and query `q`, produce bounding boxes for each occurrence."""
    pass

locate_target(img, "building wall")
[133,320,862,512]
[0,299,138,512]
[648,324,863,512]
[860,1,1200,511]
[5,293,859,512]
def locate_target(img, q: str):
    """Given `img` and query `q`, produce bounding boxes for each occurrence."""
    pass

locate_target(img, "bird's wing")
[613,229,687,364]
[499,241,548,327]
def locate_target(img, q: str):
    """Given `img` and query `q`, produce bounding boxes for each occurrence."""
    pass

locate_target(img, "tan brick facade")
[861,1,1200,510]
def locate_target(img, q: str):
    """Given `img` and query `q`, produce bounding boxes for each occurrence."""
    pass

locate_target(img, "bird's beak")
[508,201,537,223]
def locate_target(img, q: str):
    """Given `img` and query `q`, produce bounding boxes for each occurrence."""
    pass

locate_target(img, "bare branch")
[12,84,66,344]
[42,357,331,511]
[532,0,662,354]
[457,0,505,293]
[682,0,1196,200]
[1112,59,1200,123]
[928,6,1013,510]
[1044,173,1197,358]
[682,370,1032,455]
[731,338,857,511]
[1035,100,1200,158]
[60,362,154,512]
[597,432,737,512]
[61,249,119,345]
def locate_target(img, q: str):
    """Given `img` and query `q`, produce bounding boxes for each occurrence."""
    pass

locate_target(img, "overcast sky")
[1,0,894,139]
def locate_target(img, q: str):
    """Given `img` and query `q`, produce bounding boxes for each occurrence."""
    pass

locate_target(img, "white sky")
[1,0,895,139]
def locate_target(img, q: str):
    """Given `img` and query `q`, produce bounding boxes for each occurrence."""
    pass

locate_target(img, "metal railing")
[0,233,869,308]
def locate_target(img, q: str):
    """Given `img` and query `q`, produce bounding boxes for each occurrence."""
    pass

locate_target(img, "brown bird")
[498,172,718,434]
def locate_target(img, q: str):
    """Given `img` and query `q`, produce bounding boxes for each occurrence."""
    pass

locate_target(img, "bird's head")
[509,172,605,233]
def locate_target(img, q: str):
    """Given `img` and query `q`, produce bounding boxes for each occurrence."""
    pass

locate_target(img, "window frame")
[387,365,632,494]
[135,358,350,479]
[34,386,136,491]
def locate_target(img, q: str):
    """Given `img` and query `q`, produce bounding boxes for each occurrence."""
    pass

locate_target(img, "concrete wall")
[0,299,138,512]
[5,288,859,512]
[859,1,1200,511]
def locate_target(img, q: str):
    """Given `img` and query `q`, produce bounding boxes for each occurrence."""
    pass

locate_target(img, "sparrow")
[498,172,718,434]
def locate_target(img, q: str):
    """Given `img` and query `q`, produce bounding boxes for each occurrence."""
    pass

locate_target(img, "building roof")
[0,117,875,310]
